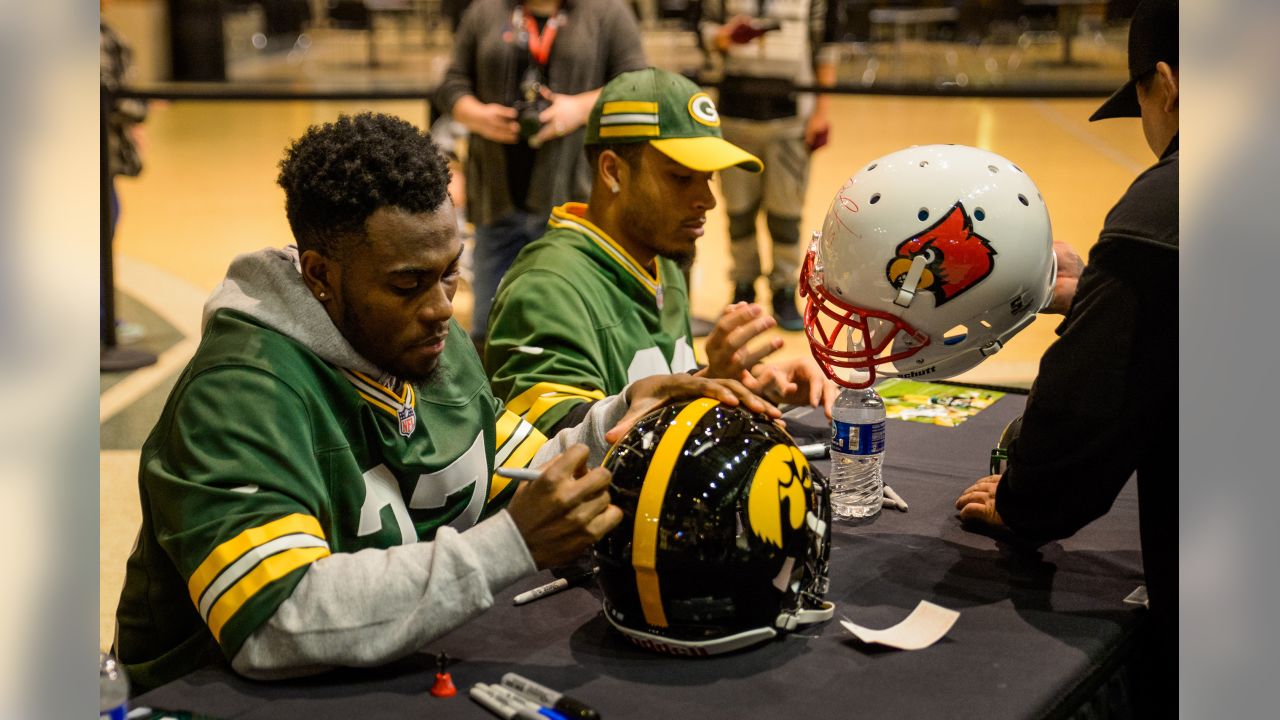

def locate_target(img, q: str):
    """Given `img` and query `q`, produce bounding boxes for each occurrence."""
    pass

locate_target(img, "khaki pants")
[720,116,810,289]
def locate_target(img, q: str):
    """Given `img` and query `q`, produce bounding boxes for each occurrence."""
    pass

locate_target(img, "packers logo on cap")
[688,92,720,127]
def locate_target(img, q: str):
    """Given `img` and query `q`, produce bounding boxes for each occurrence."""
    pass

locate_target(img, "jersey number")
[626,336,697,383]
[357,432,490,544]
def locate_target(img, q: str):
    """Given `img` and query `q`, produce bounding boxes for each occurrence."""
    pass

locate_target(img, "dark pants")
[471,210,546,341]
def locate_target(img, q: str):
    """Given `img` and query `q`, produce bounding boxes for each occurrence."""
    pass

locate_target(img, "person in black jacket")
[954,0,1178,712]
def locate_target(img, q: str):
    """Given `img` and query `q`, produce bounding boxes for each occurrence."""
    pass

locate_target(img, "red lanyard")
[521,9,561,66]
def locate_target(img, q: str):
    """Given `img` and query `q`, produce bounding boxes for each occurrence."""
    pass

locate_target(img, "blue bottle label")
[832,420,885,455]
[100,703,127,720]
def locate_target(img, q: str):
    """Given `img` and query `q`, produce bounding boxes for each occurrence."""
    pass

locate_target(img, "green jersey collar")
[548,203,663,300]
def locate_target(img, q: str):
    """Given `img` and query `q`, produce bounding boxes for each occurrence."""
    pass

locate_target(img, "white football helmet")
[800,145,1056,388]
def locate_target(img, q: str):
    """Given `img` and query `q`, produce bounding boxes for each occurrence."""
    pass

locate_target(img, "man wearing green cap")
[485,68,834,436]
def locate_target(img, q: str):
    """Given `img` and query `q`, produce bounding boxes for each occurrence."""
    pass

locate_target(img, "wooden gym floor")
[100,94,1152,648]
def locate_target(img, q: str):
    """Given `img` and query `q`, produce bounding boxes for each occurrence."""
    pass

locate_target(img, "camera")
[513,67,550,141]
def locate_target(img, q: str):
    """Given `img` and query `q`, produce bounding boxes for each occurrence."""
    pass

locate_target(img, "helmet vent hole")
[919,160,929,168]
[917,208,929,221]
[1018,194,1029,206]
[870,193,881,204]
[974,207,986,221]
[1013,164,1024,173]
[867,163,878,171]
[987,165,998,174]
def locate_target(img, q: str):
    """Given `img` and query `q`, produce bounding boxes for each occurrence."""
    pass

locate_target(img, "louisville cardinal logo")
[886,203,996,307]
[747,445,812,549]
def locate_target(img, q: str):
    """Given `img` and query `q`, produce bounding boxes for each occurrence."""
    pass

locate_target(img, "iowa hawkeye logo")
[747,444,813,548]
[886,202,996,307]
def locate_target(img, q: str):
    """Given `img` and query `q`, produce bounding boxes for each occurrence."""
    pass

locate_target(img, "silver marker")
[883,484,908,512]
[495,467,541,483]
[797,442,828,459]
[513,567,598,606]
[484,684,556,719]
[470,684,543,720]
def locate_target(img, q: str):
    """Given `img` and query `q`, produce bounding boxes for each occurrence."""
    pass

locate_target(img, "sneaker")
[732,282,756,305]
[772,286,803,332]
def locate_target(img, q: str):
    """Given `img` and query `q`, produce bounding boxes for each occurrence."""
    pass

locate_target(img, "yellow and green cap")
[585,68,763,173]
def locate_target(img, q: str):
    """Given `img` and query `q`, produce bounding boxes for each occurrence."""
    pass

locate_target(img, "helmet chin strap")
[776,601,836,630]
[893,254,931,308]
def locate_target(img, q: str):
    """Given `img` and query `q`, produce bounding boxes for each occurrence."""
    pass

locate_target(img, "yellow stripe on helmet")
[632,397,720,628]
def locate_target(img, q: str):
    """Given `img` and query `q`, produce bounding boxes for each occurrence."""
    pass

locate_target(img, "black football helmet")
[596,398,834,656]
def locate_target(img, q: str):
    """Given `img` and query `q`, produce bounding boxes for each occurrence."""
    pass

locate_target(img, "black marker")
[501,673,601,720]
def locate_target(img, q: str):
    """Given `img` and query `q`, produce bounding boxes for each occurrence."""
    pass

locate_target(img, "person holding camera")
[437,0,646,350]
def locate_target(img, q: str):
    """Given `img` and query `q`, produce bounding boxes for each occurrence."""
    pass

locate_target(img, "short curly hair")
[277,112,451,257]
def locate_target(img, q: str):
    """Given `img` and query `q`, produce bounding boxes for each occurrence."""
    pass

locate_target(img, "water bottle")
[100,651,129,720]
[829,386,885,518]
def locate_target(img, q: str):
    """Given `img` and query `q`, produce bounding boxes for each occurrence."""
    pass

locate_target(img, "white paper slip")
[840,600,960,651]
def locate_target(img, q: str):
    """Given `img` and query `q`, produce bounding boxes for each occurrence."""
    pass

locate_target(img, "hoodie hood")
[202,246,383,376]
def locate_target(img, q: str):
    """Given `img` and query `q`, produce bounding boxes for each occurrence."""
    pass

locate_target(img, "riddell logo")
[627,636,710,657]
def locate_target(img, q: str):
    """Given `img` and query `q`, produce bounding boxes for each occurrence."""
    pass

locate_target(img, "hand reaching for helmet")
[506,444,621,569]
[1042,241,1085,315]
[605,374,780,445]
[698,303,835,416]
[699,303,783,382]
[747,357,838,419]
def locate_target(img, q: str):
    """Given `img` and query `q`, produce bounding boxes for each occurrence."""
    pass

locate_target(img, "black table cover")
[136,391,1147,719]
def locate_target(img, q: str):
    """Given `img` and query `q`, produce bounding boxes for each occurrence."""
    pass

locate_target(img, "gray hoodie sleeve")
[231,389,631,678]
[232,511,534,679]
[530,390,630,468]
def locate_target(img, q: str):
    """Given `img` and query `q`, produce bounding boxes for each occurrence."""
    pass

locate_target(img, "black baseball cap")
[1090,0,1179,121]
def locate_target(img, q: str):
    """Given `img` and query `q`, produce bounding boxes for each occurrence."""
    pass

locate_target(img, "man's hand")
[506,444,622,569]
[1042,241,1085,315]
[452,95,520,144]
[804,110,830,153]
[530,89,594,148]
[716,15,763,50]
[955,475,1006,527]
[700,303,783,382]
[748,357,838,419]
[605,374,780,444]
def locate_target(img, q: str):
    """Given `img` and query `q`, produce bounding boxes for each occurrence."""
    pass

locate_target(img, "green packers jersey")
[486,203,698,436]
[116,310,545,692]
